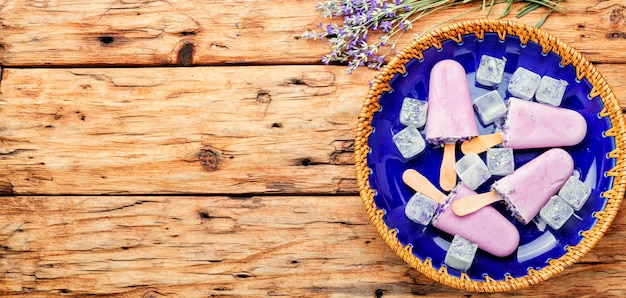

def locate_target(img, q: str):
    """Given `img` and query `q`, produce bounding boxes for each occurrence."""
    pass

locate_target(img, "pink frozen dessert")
[426,59,478,145]
[426,60,478,191]
[461,98,587,154]
[453,148,574,225]
[433,183,520,257]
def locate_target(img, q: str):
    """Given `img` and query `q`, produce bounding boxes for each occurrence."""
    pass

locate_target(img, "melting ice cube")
[392,125,426,159]
[539,195,574,230]
[476,55,506,87]
[487,148,514,176]
[508,67,541,100]
[473,90,507,125]
[399,97,428,128]
[444,235,478,271]
[536,76,568,106]
[558,176,592,211]
[454,152,491,190]
[405,192,438,225]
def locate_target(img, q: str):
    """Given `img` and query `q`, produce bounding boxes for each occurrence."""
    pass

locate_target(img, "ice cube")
[454,152,491,190]
[507,67,541,100]
[473,90,507,124]
[476,55,506,87]
[539,195,574,229]
[405,192,438,225]
[392,125,426,159]
[399,97,428,128]
[444,235,478,271]
[558,176,592,211]
[487,148,514,176]
[536,76,568,106]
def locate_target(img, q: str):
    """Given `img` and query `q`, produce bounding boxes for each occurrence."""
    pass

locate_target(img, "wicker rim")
[354,19,626,292]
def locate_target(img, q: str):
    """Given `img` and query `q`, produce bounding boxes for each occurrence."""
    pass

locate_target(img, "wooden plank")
[0,65,376,195]
[1,64,625,196]
[0,195,624,296]
[0,0,624,66]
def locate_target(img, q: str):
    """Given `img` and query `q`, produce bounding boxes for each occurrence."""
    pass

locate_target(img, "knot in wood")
[256,90,271,103]
[176,42,195,66]
[197,148,221,171]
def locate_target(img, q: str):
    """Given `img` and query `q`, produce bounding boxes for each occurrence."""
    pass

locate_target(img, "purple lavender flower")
[306,0,562,73]
[342,5,352,15]
[347,60,359,73]
[380,21,392,32]
[326,24,334,35]
[321,55,332,65]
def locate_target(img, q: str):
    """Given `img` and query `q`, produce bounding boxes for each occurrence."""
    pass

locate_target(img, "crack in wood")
[197,211,233,221]
[88,200,158,213]
[233,271,255,279]
[0,222,30,241]
[69,71,163,88]
[0,149,34,156]
[179,31,197,36]
[210,42,229,50]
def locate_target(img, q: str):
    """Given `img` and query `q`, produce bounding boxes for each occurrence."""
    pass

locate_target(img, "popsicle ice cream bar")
[426,59,478,145]
[495,148,574,223]
[453,148,574,224]
[426,59,478,190]
[461,98,587,154]
[402,170,519,257]
[433,183,520,257]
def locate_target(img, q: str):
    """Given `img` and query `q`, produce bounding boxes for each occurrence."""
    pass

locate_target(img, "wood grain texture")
[0,195,625,297]
[0,0,624,66]
[0,66,373,195]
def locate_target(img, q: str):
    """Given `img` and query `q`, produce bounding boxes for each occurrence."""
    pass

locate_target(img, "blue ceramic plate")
[366,32,615,281]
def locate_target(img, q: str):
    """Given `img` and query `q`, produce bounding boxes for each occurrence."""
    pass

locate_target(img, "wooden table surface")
[0,0,625,296]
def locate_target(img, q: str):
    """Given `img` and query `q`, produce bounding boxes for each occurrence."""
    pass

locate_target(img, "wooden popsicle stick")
[402,169,447,204]
[451,190,502,216]
[460,132,504,154]
[439,143,457,192]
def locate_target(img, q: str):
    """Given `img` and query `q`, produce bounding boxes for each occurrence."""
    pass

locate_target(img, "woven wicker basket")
[354,19,625,292]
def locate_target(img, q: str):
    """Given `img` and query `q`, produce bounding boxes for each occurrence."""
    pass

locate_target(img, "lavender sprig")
[304,0,565,74]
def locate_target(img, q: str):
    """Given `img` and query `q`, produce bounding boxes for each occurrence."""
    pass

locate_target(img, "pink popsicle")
[502,98,587,149]
[461,98,587,154]
[426,60,478,144]
[426,60,478,191]
[494,148,574,224]
[433,183,520,257]
[452,148,574,224]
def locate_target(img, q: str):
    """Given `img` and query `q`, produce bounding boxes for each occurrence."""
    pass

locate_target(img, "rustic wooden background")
[0,0,625,296]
